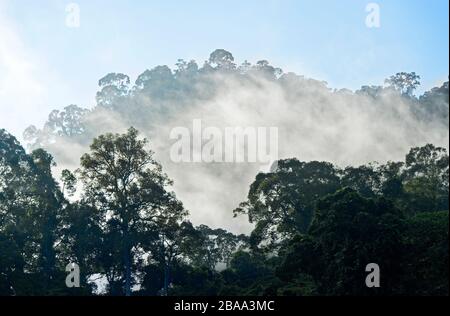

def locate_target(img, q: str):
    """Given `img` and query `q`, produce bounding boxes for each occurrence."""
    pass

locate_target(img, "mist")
[23,51,450,234]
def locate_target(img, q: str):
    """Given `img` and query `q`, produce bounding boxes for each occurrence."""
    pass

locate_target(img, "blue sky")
[0,0,448,138]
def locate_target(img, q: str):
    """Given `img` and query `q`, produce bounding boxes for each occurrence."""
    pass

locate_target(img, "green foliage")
[0,130,65,295]
[403,211,449,295]
[307,189,405,295]
[234,159,340,252]
[403,144,449,212]
[78,127,187,296]
[61,169,77,197]
[1,124,448,296]
[3,49,449,296]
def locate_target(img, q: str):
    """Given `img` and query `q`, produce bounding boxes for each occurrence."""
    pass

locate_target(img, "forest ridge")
[0,49,449,296]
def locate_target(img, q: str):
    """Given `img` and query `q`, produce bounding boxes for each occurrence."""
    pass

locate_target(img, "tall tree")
[96,73,131,108]
[30,149,64,289]
[234,159,340,253]
[23,104,89,150]
[1,130,65,295]
[385,72,421,97]
[0,129,34,294]
[79,127,186,295]
[208,49,236,70]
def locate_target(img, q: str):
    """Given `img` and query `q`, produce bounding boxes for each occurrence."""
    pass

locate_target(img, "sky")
[0,0,449,139]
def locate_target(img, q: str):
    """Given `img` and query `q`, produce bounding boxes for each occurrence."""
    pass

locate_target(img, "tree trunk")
[164,263,169,295]
[125,252,131,296]
[124,232,132,296]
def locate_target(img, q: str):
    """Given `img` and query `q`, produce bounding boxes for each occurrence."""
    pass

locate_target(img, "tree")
[234,159,341,253]
[253,60,283,80]
[46,105,88,138]
[0,129,34,295]
[175,59,199,77]
[1,130,66,295]
[403,211,449,295]
[208,49,236,70]
[96,73,131,108]
[61,169,77,197]
[418,80,449,123]
[403,144,449,212]
[220,250,274,295]
[59,202,102,295]
[30,149,64,290]
[356,85,383,98]
[187,225,248,270]
[279,188,406,295]
[378,161,405,203]
[385,72,421,97]
[79,127,186,295]
[144,217,191,296]
[134,66,176,99]
[23,105,88,149]
[341,164,381,198]
[23,124,50,149]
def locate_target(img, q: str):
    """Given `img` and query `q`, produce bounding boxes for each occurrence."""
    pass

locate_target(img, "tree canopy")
[1,125,448,295]
[1,49,449,296]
